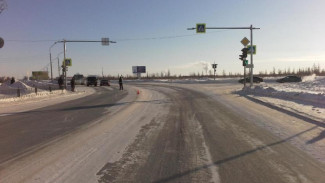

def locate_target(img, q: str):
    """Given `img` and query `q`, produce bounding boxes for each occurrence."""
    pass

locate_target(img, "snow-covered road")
[0,80,324,183]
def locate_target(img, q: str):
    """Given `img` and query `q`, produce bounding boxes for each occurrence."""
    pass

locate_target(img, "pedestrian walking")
[71,76,75,92]
[10,77,15,84]
[58,76,64,90]
[119,76,123,90]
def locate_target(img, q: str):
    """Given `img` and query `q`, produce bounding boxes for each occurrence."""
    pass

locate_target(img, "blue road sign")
[196,23,206,33]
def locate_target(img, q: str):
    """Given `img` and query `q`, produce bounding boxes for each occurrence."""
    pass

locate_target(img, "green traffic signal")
[243,60,248,66]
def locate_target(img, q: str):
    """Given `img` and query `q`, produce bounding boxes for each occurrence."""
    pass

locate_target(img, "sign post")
[188,24,260,87]
[240,37,250,88]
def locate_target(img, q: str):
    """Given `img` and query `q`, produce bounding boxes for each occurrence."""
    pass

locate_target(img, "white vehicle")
[73,74,85,85]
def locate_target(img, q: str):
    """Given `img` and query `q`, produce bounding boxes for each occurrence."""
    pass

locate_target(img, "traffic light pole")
[63,40,67,89]
[187,25,260,87]
[250,25,254,87]
[244,65,246,87]
[54,38,116,90]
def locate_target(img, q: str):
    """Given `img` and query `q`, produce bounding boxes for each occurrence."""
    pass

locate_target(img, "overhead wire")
[4,29,234,43]
[1,29,235,61]
[115,29,233,42]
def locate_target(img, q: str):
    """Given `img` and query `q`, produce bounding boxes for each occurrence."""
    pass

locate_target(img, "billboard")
[132,66,146,73]
[32,71,49,80]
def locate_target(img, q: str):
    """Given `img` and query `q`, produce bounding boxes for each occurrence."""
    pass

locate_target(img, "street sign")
[246,64,254,68]
[0,37,4,48]
[247,45,256,54]
[241,37,250,46]
[101,37,109,46]
[64,58,72,66]
[196,23,206,33]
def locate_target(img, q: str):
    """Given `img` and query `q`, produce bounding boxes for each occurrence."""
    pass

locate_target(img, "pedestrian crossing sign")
[196,23,206,33]
[64,58,72,66]
[247,45,256,55]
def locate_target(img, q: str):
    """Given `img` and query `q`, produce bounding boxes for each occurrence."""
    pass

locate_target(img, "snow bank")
[261,75,325,94]
[0,84,13,90]
[239,85,325,106]
[10,81,33,90]
[0,89,84,103]
[302,74,316,82]
[23,80,58,89]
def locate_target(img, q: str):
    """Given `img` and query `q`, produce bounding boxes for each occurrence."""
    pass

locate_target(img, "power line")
[115,30,233,42]
[4,29,233,44]
[6,39,59,43]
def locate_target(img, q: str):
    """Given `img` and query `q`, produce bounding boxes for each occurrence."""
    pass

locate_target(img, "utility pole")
[58,57,60,76]
[188,24,260,87]
[63,40,67,89]
[250,25,254,87]
[50,54,53,80]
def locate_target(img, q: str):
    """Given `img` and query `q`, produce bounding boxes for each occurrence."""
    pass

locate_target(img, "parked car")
[86,76,99,86]
[100,79,110,86]
[238,76,263,84]
[276,75,302,83]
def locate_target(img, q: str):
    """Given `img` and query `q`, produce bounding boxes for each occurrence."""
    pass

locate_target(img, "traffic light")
[243,60,248,66]
[239,55,244,60]
[241,48,248,58]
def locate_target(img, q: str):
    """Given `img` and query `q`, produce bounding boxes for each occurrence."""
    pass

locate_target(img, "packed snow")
[234,75,325,122]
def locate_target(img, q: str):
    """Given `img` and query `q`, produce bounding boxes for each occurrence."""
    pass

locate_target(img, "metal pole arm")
[187,26,260,30]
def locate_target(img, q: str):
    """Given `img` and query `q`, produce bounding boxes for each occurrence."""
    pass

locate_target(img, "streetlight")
[56,52,64,77]
[49,41,58,81]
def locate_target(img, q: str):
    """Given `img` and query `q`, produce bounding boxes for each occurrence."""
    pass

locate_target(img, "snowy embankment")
[236,74,325,121]
[239,75,325,104]
[0,80,87,105]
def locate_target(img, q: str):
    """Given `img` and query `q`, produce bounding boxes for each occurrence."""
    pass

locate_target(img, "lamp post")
[49,42,58,81]
[55,52,64,77]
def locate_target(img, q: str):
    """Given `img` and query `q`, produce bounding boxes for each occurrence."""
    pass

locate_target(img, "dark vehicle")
[276,75,302,83]
[238,76,263,84]
[86,76,99,86]
[100,79,110,86]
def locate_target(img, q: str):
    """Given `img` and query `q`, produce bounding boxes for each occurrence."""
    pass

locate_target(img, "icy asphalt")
[0,83,324,183]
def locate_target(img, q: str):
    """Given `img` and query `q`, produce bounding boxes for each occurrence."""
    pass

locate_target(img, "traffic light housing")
[241,48,248,58]
[239,55,244,60]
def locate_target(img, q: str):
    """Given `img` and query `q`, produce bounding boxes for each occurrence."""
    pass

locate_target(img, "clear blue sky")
[0,0,324,78]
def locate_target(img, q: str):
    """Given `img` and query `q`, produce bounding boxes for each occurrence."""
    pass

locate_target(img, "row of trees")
[2,64,324,81]
[105,63,325,80]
